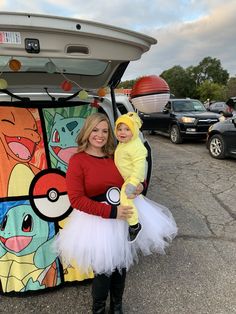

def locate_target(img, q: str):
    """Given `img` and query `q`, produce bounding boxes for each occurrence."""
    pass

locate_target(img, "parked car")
[206,115,236,159]
[106,93,135,114]
[139,98,220,144]
[208,102,229,114]
[226,97,236,116]
[0,12,156,293]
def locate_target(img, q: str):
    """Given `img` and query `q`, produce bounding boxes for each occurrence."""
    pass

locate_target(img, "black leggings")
[92,268,126,305]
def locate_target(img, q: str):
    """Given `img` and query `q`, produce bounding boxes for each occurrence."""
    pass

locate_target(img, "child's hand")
[127,183,143,199]
[125,183,136,197]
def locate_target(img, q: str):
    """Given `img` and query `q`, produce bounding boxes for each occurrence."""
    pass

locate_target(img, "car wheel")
[208,134,226,159]
[170,125,182,144]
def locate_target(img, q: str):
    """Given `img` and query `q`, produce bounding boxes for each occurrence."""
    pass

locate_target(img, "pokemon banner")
[0,102,97,293]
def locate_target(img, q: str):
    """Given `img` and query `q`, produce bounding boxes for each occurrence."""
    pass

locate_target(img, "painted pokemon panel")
[0,107,46,198]
[0,103,97,293]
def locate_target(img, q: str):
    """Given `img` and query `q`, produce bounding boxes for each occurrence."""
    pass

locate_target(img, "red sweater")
[66,152,124,218]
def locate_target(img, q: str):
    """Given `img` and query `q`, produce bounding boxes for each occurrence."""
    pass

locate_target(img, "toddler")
[114,112,147,242]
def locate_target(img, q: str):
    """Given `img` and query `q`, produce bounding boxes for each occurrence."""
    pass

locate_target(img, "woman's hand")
[117,205,133,220]
[127,183,144,199]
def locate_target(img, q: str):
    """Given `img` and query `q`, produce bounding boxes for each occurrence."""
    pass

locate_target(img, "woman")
[55,112,138,314]
[55,112,177,314]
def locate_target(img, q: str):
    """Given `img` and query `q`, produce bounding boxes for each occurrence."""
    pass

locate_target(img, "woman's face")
[88,120,109,149]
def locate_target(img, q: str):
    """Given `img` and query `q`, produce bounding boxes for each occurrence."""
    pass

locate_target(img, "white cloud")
[123,0,236,79]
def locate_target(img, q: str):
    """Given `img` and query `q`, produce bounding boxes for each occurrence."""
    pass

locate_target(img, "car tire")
[170,125,182,144]
[208,134,226,159]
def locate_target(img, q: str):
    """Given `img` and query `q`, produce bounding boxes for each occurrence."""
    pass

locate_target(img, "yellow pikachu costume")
[114,112,147,226]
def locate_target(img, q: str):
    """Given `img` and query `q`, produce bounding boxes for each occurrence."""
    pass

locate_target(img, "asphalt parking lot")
[1,134,236,314]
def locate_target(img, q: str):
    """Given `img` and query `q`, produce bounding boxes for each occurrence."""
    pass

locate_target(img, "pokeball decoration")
[130,75,170,113]
[29,169,72,221]
[106,187,120,205]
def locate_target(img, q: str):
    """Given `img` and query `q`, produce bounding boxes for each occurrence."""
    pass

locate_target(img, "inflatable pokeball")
[29,169,72,221]
[130,75,170,113]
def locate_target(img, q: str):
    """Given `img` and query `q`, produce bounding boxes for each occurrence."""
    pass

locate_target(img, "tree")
[160,65,196,98]
[118,79,138,89]
[226,77,236,98]
[188,57,229,86]
[119,56,230,101]
[196,80,227,102]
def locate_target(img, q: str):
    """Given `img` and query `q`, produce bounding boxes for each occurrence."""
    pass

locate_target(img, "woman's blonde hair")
[77,112,115,156]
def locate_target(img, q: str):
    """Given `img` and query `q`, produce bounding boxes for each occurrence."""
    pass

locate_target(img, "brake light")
[226,106,232,113]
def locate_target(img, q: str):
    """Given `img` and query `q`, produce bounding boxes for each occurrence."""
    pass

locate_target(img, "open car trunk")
[0,12,156,294]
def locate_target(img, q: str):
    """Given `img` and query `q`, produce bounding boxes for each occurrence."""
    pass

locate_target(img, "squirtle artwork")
[0,202,60,292]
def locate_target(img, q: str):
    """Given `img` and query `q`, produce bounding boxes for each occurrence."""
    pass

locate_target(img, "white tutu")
[53,195,177,275]
[133,196,178,254]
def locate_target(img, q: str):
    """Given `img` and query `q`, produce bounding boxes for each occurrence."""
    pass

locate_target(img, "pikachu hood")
[115,112,142,140]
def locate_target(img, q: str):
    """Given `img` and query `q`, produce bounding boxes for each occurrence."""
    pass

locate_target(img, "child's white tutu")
[53,195,177,275]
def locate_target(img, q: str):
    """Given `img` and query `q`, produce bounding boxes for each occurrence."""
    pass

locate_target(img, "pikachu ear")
[128,112,142,129]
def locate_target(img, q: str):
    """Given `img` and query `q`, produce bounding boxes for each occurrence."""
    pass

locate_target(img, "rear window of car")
[0,56,108,76]
[214,103,225,108]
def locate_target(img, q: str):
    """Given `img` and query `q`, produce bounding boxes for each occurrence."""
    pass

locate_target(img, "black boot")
[92,300,106,314]
[92,273,111,314]
[109,269,126,314]
[109,301,123,314]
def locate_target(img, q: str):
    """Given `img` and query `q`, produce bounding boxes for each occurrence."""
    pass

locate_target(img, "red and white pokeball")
[29,169,72,221]
[131,75,170,113]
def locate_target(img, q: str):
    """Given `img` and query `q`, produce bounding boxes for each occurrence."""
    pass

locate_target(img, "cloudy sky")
[0,0,235,81]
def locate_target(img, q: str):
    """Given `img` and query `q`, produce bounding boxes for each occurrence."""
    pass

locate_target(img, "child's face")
[116,123,133,143]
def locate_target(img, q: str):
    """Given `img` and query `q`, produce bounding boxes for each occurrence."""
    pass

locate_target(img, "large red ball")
[131,75,170,113]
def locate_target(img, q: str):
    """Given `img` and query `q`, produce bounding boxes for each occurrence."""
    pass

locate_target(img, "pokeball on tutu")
[130,75,170,113]
[29,169,72,221]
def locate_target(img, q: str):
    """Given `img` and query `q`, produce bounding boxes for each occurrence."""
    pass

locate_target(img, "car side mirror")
[163,108,169,114]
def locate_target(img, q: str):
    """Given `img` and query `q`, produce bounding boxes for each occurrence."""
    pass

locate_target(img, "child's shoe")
[128,223,142,243]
